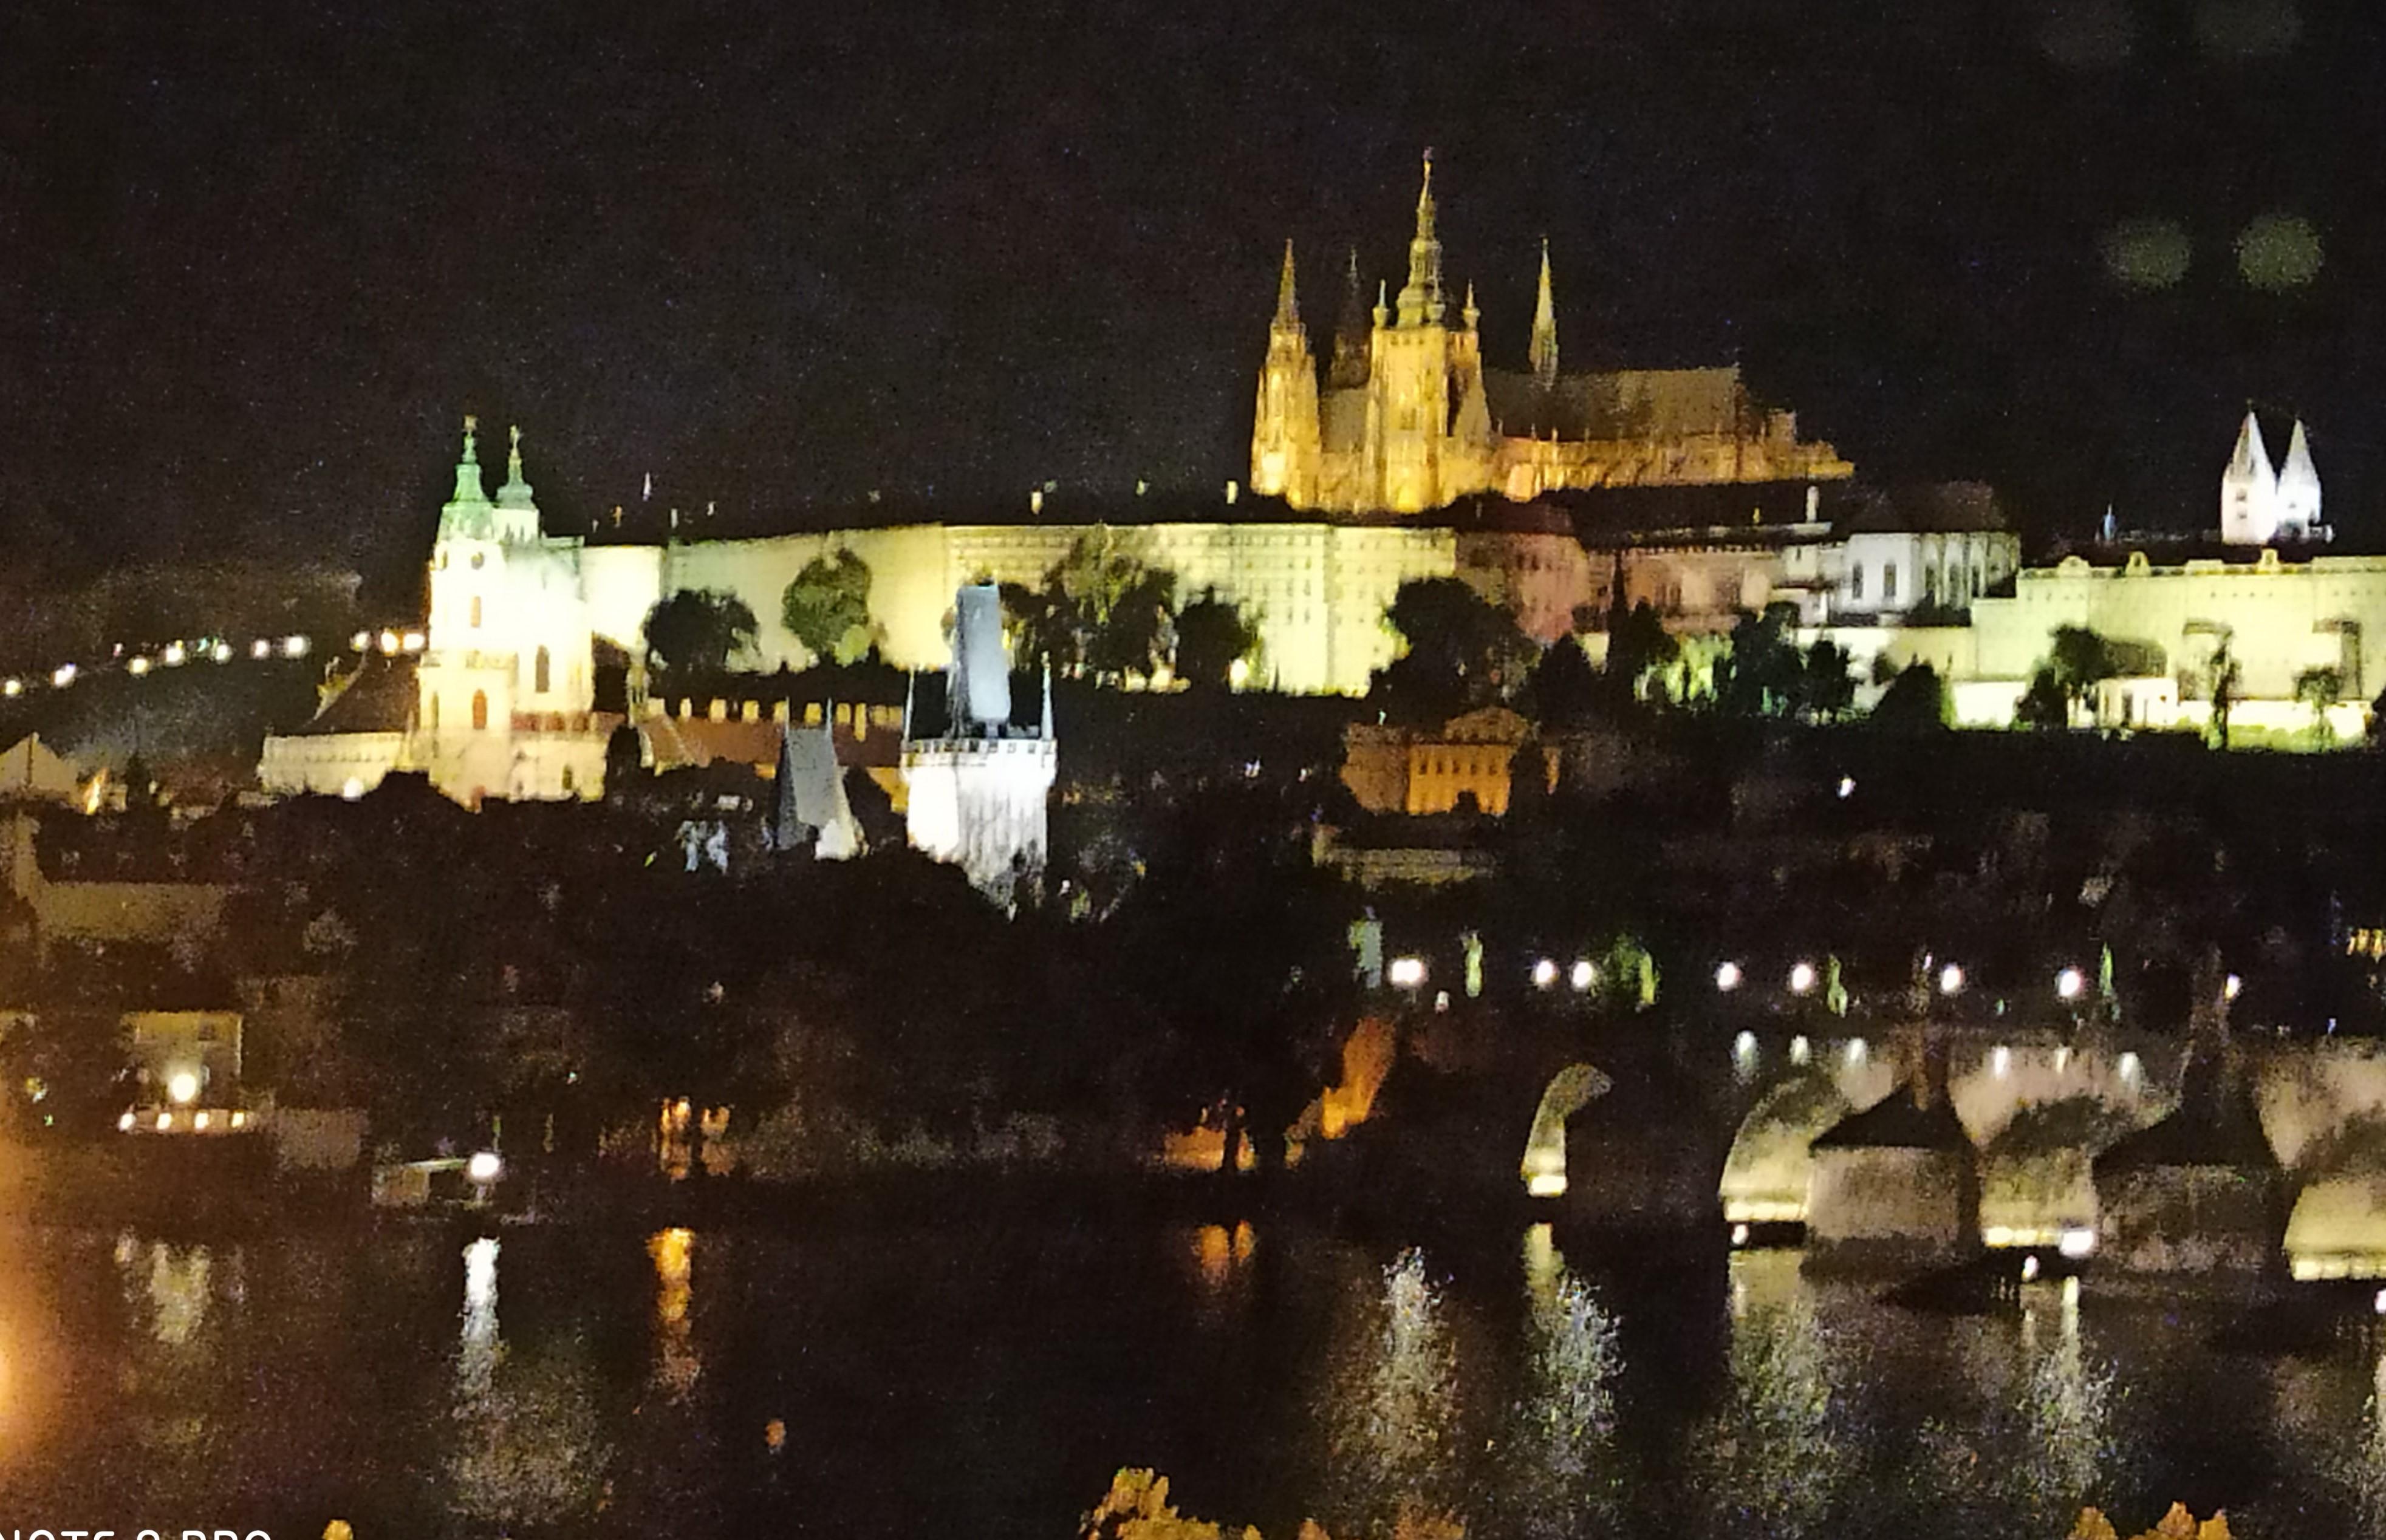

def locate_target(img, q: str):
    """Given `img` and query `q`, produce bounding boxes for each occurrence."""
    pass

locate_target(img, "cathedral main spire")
[1395,148,1446,327]
[1330,248,1372,388]
[1273,240,1300,327]
[1530,237,1559,385]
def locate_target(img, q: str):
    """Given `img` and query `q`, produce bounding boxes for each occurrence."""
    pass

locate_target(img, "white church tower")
[2220,410,2279,545]
[900,584,1056,906]
[2275,418,2322,540]
[416,418,603,803]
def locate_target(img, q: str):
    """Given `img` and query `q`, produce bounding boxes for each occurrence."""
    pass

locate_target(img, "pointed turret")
[1330,249,1372,389]
[439,415,497,541]
[1461,280,1480,331]
[2276,418,2322,537]
[1529,237,1559,386]
[1394,149,1446,327]
[2220,409,2280,545]
[1250,240,1321,505]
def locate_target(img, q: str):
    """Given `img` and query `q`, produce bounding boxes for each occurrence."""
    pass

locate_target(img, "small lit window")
[535,646,551,694]
[471,690,488,731]
[471,552,485,570]
[470,595,483,629]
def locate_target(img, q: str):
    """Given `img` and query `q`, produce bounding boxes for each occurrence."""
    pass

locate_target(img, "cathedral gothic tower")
[1249,153,1851,516]
[1250,242,1322,505]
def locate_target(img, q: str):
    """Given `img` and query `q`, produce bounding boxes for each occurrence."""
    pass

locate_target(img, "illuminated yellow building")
[1251,153,1853,516]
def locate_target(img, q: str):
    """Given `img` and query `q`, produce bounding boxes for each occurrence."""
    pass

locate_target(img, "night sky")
[4,0,2379,596]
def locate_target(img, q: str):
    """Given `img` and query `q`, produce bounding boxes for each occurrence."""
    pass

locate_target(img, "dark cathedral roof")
[1483,366,1760,441]
[288,655,417,736]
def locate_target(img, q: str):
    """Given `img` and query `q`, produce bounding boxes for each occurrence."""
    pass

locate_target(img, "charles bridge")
[1347,994,2386,1280]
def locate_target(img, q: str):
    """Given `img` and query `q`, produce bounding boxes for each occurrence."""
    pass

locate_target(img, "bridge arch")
[1520,1063,1612,1198]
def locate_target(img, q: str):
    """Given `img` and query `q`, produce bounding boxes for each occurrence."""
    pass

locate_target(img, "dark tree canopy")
[1526,636,1602,727]
[1002,526,1179,684]
[1604,600,1680,701]
[1870,661,1950,732]
[1372,576,1534,724]
[1173,588,1259,690]
[643,589,758,676]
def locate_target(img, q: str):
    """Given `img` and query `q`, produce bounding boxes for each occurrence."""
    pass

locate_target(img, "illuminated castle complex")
[1251,152,1853,515]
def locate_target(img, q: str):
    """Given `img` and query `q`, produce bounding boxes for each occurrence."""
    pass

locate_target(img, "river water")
[1,1210,2383,1538]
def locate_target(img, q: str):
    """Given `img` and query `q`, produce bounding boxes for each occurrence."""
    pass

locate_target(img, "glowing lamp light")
[2,679,19,697]
[378,630,400,654]
[1938,963,1966,996]
[2059,1226,2097,1259]
[1715,961,1743,992]
[1530,958,1558,990]
[282,635,310,658]
[250,639,273,659]
[1789,961,1816,994]
[1228,656,1251,689]
[210,641,233,663]
[2056,967,2085,1001]
[1992,1046,2011,1078]
[350,631,371,651]
[401,630,426,652]
[1789,1034,1811,1065]
[50,665,74,687]
[155,1111,173,1131]
[1387,956,1426,989]
[162,642,186,667]
[2373,1288,2386,1318]
[1525,1171,1567,1199]
[117,1111,135,1133]
[193,1111,211,1131]
[2224,973,2243,1002]
[1731,1222,1751,1247]
[1734,1030,1758,1060]
[126,656,151,676]
[166,1071,200,1106]
[1570,959,1595,992]
[2022,1255,2041,1283]
[1846,1037,1868,1064]
[466,1150,504,1185]
[1836,776,1855,799]
[229,1110,247,1129]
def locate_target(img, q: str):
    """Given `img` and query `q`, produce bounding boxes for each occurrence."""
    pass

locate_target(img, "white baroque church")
[260,418,613,805]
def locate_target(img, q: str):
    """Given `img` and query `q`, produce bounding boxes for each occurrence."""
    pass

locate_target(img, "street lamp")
[1570,960,1595,992]
[1938,963,1965,997]
[1789,961,1816,995]
[1531,958,1557,990]
[1387,956,1426,990]
[1715,961,1743,992]
[2056,967,2084,1002]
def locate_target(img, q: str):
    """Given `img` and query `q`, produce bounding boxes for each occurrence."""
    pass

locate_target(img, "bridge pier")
[1803,1082,1980,1275]
[2093,1057,2285,1289]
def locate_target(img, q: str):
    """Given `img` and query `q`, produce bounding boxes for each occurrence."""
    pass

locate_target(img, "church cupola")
[2220,409,2280,545]
[439,415,498,542]
[2275,418,2322,539]
[492,424,542,542]
[1393,149,1446,328]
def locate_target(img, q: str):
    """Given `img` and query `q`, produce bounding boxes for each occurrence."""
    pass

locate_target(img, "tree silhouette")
[643,590,758,676]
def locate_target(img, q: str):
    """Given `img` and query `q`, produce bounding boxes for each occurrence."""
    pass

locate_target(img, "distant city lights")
[162,642,186,666]
[250,639,273,659]
[1387,956,1426,989]
[283,635,310,658]
[2056,967,2085,1001]
[1789,961,1816,994]
[1570,959,1595,992]
[1837,776,1855,799]
[1715,961,1743,992]
[1938,963,1966,996]
[126,657,151,676]
[50,665,73,687]
[1531,958,1557,989]
[2224,973,2243,1002]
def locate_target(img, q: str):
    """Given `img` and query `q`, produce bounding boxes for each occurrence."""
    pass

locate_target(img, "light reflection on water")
[16,1218,2386,1535]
